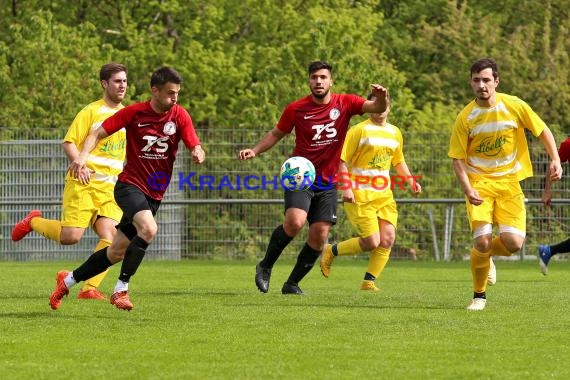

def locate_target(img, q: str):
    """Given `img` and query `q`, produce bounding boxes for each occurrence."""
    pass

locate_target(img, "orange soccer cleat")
[11,210,42,242]
[49,271,70,310]
[110,291,134,311]
[78,288,106,301]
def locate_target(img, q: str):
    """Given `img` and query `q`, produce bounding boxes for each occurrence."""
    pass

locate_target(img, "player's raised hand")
[238,149,256,160]
[370,83,388,98]
[369,84,389,113]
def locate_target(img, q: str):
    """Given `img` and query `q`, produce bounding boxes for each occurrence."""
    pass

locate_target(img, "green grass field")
[1,259,568,380]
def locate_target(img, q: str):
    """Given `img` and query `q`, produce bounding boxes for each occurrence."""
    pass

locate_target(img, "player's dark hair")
[99,62,127,81]
[308,61,333,75]
[150,67,183,88]
[470,58,499,79]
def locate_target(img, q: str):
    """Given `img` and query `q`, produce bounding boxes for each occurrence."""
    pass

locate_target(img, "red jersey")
[559,137,570,163]
[277,93,365,183]
[102,101,201,200]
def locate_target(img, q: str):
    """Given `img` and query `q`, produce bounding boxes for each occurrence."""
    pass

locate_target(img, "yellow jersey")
[63,99,126,191]
[448,93,545,182]
[341,118,404,203]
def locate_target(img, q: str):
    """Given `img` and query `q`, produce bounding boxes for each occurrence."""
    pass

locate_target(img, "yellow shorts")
[61,180,122,228]
[465,181,525,232]
[343,196,398,238]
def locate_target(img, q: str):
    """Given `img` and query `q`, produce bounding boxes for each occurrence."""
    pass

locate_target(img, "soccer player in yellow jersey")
[448,58,562,311]
[12,62,128,300]
[320,96,421,291]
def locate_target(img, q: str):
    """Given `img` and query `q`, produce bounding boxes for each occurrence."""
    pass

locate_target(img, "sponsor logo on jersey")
[312,122,337,140]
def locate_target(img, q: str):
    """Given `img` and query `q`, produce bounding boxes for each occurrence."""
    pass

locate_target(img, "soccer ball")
[279,156,316,191]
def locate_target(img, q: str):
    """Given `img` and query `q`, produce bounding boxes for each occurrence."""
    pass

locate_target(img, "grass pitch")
[0,259,568,380]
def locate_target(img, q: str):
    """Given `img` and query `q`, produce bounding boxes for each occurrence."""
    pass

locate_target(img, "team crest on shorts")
[329,108,340,120]
[163,121,177,136]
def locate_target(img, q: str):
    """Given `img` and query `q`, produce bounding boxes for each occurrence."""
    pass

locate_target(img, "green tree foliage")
[3,0,567,134]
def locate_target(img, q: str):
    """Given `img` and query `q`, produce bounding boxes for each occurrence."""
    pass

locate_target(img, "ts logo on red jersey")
[312,122,337,140]
[142,136,169,153]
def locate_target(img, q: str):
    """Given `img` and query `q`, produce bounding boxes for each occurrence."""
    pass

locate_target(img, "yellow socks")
[30,218,61,242]
[366,247,390,278]
[470,248,490,293]
[82,239,112,291]
[491,236,512,256]
[336,238,363,256]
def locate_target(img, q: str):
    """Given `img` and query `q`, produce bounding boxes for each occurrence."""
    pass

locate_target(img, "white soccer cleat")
[487,257,497,285]
[466,298,487,311]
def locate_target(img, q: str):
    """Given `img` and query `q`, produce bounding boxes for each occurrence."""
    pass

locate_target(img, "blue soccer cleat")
[538,245,552,275]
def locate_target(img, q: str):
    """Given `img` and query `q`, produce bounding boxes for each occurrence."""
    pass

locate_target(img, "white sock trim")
[64,273,77,288]
[113,280,129,293]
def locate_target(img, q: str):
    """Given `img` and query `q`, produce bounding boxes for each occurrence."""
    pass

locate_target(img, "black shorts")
[284,188,338,225]
[114,180,161,240]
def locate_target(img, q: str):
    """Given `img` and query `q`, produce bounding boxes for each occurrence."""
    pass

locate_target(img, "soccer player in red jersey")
[538,136,570,275]
[239,60,389,295]
[49,67,205,311]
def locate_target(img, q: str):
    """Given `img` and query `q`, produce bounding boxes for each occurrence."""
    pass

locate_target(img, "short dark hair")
[308,61,333,75]
[99,62,127,81]
[150,66,183,88]
[470,58,499,79]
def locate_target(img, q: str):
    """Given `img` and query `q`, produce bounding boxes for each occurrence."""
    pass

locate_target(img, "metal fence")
[1,131,568,262]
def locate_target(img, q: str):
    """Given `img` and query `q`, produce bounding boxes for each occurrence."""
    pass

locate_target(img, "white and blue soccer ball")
[279,156,316,191]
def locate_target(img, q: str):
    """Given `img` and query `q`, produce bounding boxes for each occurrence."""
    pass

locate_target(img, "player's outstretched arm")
[238,127,286,160]
[538,127,562,182]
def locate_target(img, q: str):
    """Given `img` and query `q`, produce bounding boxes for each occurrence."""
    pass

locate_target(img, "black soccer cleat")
[255,263,272,293]
[281,282,304,295]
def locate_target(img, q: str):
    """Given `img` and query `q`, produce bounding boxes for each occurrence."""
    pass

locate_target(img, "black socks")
[286,243,321,285]
[118,235,149,283]
[260,225,294,268]
[73,248,112,282]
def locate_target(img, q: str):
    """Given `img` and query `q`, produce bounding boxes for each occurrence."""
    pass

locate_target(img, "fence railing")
[1,136,568,262]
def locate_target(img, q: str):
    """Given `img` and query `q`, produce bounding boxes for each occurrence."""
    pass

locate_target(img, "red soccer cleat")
[110,291,134,311]
[49,271,70,310]
[11,210,42,241]
[77,288,106,301]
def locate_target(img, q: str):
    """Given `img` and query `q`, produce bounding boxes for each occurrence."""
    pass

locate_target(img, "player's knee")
[60,236,81,245]
[107,247,125,263]
[59,227,87,245]
[283,221,304,236]
[134,219,158,241]
[137,226,158,242]
[94,227,117,241]
[503,239,524,253]
[474,240,492,253]
[361,235,381,251]
[380,237,395,249]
